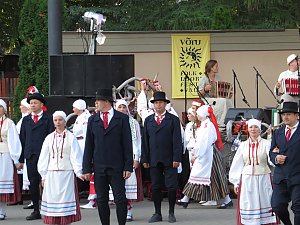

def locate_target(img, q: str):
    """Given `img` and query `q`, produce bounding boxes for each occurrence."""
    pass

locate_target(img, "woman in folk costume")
[109,99,142,222]
[0,99,22,220]
[178,105,229,208]
[16,99,31,191]
[15,99,31,207]
[71,99,95,210]
[229,119,278,225]
[181,108,196,190]
[38,111,84,225]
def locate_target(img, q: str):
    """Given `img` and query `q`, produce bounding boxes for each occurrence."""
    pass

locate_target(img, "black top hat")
[150,92,170,103]
[279,101,299,114]
[27,93,46,105]
[95,88,114,102]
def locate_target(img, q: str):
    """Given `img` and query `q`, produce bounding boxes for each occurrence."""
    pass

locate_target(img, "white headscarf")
[247,118,261,131]
[0,99,7,111]
[196,105,210,118]
[73,99,86,110]
[21,98,30,109]
[53,111,67,121]
[115,99,128,111]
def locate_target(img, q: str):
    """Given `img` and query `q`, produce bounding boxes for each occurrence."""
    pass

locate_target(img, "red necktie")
[102,112,109,129]
[286,128,292,142]
[156,116,161,125]
[33,115,39,124]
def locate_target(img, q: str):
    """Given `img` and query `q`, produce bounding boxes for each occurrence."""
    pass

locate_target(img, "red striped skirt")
[0,168,21,204]
[43,176,81,225]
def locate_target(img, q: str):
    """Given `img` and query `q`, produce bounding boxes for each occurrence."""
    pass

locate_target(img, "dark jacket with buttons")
[141,111,182,167]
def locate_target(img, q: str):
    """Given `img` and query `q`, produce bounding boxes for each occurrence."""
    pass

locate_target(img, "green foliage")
[62,0,299,31]
[13,0,48,121]
[0,0,24,54]
[212,6,233,30]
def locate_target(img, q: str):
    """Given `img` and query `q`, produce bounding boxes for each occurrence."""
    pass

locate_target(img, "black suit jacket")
[141,111,182,167]
[270,123,300,185]
[82,110,133,175]
[19,112,55,163]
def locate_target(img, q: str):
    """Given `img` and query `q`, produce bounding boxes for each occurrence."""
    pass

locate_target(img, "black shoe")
[217,201,233,209]
[148,213,162,223]
[168,213,176,223]
[177,200,189,209]
[23,203,34,209]
[26,212,41,220]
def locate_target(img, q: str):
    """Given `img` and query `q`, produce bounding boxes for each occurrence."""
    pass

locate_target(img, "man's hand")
[15,163,23,170]
[276,155,287,165]
[41,180,45,188]
[78,174,85,181]
[123,171,131,179]
[272,147,280,153]
[82,173,91,181]
[143,163,150,168]
[173,161,180,168]
[133,160,140,169]
[234,186,239,195]
[275,81,281,89]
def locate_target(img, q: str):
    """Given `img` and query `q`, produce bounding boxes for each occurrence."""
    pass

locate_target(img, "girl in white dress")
[229,119,278,225]
[38,111,84,225]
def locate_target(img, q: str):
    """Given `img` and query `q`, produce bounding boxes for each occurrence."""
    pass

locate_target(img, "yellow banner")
[172,34,210,98]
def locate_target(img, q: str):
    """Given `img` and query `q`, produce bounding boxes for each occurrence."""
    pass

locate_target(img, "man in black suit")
[141,91,182,223]
[82,88,133,225]
[19,93,55,220]
[270,101,300,225]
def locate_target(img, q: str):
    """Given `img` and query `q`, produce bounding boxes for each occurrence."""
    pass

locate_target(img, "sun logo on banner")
[179,46,202,69]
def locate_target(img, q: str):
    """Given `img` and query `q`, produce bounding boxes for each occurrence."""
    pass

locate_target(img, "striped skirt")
[42,171,81,225]
[0,153,21,203]
[182,148,229,201]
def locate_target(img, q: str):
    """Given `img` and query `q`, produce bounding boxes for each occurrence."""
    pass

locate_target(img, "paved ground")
[3,199,237,225]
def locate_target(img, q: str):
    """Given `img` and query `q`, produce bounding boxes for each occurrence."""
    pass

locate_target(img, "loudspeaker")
[49,55,64,95]
[224,108,270,125]
[63,55,84,96]
[50,55,134,97]
[85,55,111,96]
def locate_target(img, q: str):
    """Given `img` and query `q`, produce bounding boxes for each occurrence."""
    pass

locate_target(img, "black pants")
[26,154,41,213]
[94,171,127,225]
[150,163,178,215]
[272,181,300,225]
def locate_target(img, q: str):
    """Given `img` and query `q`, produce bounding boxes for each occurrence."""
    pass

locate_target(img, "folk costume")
[16,98,30,191]
[72,99,96,210]
[141,91,182,223]
[230,119,277,225]
[270,102,300,225]
[38,111,82,225]
[20,93,55,220]
[109,99,142,221]
[83,88,133,225]
[0,99,22,220]
[181,105,227,203]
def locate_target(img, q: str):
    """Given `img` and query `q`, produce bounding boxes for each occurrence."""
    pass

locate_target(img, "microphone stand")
[253,67,282,108]
[232,69,251,108]
[183,73,210,105]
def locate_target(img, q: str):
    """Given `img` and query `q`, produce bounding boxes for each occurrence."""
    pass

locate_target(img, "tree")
[0,0,24,54]
[13,0,48,121]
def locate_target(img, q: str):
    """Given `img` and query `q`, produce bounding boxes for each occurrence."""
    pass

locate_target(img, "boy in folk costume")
[0,99,23,220]
[38,111,84,225]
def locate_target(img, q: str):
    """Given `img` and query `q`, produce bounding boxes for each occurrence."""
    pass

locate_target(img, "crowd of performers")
[0,53,299,225]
